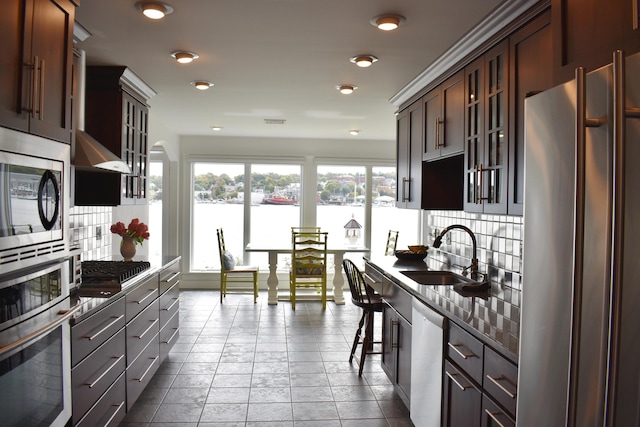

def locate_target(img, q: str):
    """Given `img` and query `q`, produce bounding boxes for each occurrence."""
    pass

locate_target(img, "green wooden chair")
[216,229,259,303]
[289,228,328,310]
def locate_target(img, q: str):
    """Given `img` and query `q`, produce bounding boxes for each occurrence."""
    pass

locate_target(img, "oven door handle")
[0,305,81,357]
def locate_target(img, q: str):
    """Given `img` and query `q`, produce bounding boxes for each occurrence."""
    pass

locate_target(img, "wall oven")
[0,127,70,274]
[0,258,78,427]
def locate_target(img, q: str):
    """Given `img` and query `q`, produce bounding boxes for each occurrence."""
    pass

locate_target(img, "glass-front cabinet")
[464,41,508,214]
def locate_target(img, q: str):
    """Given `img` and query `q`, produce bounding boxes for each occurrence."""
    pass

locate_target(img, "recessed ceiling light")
[135,1,174,19]
[349,55,378,68]
[211,126,223,131]
[171,51,199,63]
[337,84,358,95]
[191,81,213,90]
[370,14,406,31]
[349,130,360,136]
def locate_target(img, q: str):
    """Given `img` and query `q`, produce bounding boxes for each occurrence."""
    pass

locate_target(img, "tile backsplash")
[423,210,523,291]
[69,206,113,261]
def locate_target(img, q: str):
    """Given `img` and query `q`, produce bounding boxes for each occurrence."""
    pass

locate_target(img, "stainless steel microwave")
[0,128,70,273]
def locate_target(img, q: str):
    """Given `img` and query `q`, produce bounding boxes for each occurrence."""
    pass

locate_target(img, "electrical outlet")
[96,225,102,241]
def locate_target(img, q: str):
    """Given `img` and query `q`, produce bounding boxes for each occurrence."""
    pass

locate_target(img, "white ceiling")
[75,0,502,141]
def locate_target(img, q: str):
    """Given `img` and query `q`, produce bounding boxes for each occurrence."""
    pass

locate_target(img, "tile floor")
[119,290,414,427]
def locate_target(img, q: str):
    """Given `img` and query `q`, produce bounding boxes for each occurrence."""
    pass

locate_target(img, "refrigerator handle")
[606,48,637,426]
[568,66,604,427]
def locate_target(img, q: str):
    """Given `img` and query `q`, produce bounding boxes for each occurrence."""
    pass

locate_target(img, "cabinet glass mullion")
[466,67,481,205]
[487,53,505,205]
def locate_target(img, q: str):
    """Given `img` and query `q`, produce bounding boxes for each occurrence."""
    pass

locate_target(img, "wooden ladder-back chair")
[216,229,259,303]
[385,230,399,255]
[342,258,384,376]
[289,229,328,310]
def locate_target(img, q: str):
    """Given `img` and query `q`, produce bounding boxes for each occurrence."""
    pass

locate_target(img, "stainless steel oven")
[0,258,78,427]
[0,127,70,274]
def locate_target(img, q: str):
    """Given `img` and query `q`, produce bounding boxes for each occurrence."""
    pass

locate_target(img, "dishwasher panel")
[411,299,446,427]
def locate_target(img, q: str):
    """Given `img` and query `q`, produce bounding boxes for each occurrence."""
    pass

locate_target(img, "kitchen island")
[68,256,181,427]
[365,254,519,426]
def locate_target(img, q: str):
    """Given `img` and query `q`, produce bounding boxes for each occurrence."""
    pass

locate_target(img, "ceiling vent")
[264,119,286,125]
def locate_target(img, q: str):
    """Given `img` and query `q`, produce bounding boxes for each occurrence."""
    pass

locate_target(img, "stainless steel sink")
[400,270,490,291]
[400,270,471,285]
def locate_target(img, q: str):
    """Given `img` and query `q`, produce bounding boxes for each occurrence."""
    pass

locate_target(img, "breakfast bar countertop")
[365,255,520,363]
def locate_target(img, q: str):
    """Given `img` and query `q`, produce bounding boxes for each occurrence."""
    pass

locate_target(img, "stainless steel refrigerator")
[517,50,640,426]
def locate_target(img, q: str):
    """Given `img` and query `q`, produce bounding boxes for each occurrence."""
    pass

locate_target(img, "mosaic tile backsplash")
[69,206,113,261]
[423,210,523,292]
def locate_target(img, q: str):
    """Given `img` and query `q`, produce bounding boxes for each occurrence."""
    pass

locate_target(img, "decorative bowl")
[394,250,428,261]
[407,245,428,254]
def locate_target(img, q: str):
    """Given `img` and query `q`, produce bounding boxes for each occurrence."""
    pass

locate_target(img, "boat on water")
[261,196,296,205]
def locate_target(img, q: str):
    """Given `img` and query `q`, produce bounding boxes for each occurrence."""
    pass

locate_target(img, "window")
[317,165,366,254]
[148,159,163,261]
[191,163,245,271]
[188,159,421,273]
[371,166,420,255]
[249,164,301,266]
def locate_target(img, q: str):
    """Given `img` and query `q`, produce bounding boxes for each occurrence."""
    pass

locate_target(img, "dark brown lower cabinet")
[482,394,516,427]
[443,360,482,426]
[381,303,412,407]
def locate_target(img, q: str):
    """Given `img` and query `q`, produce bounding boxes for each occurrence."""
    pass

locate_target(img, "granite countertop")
[366,255,520,363]
[69,255,181,325]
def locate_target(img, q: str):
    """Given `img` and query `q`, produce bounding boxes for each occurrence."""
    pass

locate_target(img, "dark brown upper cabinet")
[508,11,553,215]
[75,66,154,206]
[396,100,423,209]
[552,0,640,84]
[423,71,465,161]
[464,41,509,214]
[0,0,76,143]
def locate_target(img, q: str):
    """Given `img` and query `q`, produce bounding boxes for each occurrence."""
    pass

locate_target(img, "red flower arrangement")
[110,218,150,245]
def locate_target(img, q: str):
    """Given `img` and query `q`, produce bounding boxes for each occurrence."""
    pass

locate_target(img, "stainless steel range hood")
[72,49,131,174]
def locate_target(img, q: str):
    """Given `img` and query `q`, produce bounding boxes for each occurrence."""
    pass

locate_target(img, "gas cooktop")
[80,260,151,291]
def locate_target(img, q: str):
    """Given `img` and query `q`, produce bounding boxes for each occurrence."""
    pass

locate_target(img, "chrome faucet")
[432,224,479,279]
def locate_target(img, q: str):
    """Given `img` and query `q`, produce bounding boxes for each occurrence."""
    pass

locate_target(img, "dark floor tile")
[291,386,333,402]
[335,401,386,419]
[249,386,291,403]
[292,401,339,421]
[162,387,209,404]
[178,362,218,375]
[211,374,252,388]
[331,385,376,401]
[289,373,329,387]
[152,402,203,423]
[246,402,293,422]
[171,373,214,388]
[200,403,248,423]
[207,387,250,404]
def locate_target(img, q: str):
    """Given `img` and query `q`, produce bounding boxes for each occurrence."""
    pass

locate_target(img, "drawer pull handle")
[162,327,179,345]
[135,318,159,339]
[84,315,124,341]
[486,374,517,399]
[362,272,381,286]
[484,409,507,427]
[162,298,179,312]
[448,342,477,359]
[135,356,159,382]
[446,371,470,391]
[86,354,125,388]
[391,319,399,348]
[134,289,157,305]
[103,401,125,427]
[163,272,180,283]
